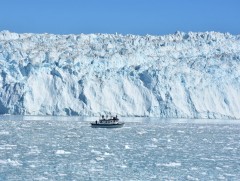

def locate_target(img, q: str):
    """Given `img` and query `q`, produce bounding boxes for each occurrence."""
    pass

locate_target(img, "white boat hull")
[91,122,124,128]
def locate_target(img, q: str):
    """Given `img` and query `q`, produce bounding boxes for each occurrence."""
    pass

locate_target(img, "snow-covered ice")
[0,30,240,118]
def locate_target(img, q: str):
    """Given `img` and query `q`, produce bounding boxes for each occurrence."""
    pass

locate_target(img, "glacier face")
[0,30,240,118]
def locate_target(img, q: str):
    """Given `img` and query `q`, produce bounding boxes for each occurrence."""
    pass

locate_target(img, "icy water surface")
[0,116,240,180]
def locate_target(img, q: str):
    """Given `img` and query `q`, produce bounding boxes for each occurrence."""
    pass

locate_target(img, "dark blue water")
[0,116,240,180]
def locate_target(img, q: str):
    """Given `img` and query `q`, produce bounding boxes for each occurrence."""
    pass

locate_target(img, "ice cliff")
[0,30,240,118]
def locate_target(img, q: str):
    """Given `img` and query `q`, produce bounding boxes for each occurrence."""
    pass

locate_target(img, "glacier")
[0,30,240,118]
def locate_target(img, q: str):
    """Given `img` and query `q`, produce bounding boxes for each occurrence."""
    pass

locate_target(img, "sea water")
[0,116,240,180]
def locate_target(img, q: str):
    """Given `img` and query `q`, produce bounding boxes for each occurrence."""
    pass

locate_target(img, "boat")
[91,115,124,128]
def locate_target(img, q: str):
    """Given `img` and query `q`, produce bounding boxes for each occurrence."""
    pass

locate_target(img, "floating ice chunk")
[29,164,36,168]
[58,173,67,177]
[91,149,101,155]
[162,162,181,167]
[0,160,7,164]
[13,153,20,158]
[95,157,104,161]
[186,175,199,181]
[146,144,158,148]
[28,146,41,155]
[177,130,185,133]
[90,159,97,164]
[202,138,208,142]
[34,176,48,180]
[120,165,127,168]
[104,152,114,156]
[137,131,147,135]
[55,150,71,155]
[7,159,22,166]
[0,144,17,150]
[190,167,198,170]
[223,147,234,150]
[151,138,158,142]
[89,167,104,172]
[125,145,131,149]
[105,144,110,149]
[0,131,10,135]
[64,132,79,138]
[218,175,226,180]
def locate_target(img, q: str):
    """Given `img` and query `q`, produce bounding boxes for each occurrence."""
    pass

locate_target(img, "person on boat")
[112,115,118,121]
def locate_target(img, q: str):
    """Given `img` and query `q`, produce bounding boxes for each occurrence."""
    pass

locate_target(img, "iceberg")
[0,30,240,118]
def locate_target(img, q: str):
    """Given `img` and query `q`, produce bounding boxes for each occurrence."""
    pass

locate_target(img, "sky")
[0,0,239,35]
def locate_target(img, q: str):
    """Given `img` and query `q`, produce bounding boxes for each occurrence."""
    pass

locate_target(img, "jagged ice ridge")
[0,30,240,118]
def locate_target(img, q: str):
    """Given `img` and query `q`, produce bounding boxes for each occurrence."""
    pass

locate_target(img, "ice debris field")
[0,117,240,180]
[0,30,240,118]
